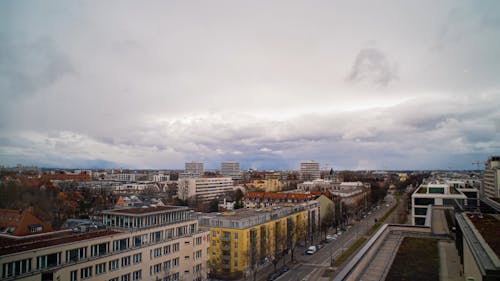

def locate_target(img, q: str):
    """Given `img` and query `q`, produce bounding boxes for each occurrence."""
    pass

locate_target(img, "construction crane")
[472,161,483,170]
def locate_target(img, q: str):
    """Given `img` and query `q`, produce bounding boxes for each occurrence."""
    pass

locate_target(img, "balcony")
[220,236,231,242]
[221,245,230,251]
[221,255,231,260]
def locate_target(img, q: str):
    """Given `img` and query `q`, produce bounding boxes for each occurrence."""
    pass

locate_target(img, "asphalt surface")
[251,194,397,281]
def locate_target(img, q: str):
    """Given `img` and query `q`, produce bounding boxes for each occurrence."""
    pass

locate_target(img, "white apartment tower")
[183,162,204,178]
[220,162,242,180]
[484,156,500,199]
[300,161,320,181]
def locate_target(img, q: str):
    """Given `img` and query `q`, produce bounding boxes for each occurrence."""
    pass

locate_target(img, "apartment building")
[197,202,319,277]
[300,161,320,181]
[183,162,204,179]
[220,162,241,181]
[248,179,283,192]
[484,156,500,199]
[177,178,234,204]
[0,206,210,281]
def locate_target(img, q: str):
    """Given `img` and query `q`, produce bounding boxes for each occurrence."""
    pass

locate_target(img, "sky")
[1,0,500,170]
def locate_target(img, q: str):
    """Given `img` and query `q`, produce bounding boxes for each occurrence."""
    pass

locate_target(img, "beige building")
[177,177,234,204]
[0,206,210,281]
[220,162,242,181]
[484,156,500,199]
[300,161,320,181]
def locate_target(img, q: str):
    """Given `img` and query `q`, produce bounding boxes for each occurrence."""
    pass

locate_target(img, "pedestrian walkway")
[432,208,449,235]
[357,232,403,281]
[439,240,464,281]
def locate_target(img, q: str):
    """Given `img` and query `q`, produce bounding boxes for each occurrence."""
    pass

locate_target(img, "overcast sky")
[1,1,499,170]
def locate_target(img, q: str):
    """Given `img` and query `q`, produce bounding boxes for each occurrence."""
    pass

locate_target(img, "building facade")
[177,178,234,204]
[197,202,319,277]
[411,181,479,225]
[0,206,210,281]
[300,161,320,181]
[220,162,241,181]
[184,162,204,178]
[484,156,500,199]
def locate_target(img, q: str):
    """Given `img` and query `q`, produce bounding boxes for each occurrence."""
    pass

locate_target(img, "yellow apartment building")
[198,201,319,277]
[250,179,283,192]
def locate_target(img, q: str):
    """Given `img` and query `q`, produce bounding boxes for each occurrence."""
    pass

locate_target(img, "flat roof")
[468,214,500,258]
[102,205,186,215]
[0,229,120,256]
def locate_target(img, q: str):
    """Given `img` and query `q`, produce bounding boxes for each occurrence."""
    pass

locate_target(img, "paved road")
[266,194,397,281]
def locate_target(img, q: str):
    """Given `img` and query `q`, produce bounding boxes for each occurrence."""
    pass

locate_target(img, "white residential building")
[220,162,241,180]
[184,162,204,178]
[153,174,170,182]
[300,161,320,181]
[177,177,234,204]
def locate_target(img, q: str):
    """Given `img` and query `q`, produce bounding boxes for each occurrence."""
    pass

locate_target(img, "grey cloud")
[347,47,398,87]
[0,37,74,99]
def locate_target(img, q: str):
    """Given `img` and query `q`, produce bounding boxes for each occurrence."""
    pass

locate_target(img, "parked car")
[305,246,317,255]
[326,234,336,241]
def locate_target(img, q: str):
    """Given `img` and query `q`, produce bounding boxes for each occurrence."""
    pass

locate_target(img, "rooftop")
[0,229,120,256]
[102,205,186,215]
[468,213,500,258]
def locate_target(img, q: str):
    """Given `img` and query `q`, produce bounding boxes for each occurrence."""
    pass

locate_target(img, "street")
[268,194,396,281]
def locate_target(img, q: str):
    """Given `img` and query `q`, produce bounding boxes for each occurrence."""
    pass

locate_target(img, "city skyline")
[1,1,500,170]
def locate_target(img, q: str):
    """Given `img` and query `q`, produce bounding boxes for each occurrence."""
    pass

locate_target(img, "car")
[267,272,281,281]
[280,266,289,273]
[305,246,317,255]
[337,231,342,236]
[326,234,336,241]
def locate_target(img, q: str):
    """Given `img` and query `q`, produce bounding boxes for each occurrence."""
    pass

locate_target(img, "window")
[195,250,202,260]
[153,247,162,258]
[165,228,174,240]
[152,263,162,274]
[70,270,77,281]
[163,260,171,270]
[415,198,435,205]
[184,256,190,260]
[234,233,238,239]
[429,187,445,194]
[195,237,202,245]
[163,245,171,255]
[113,238,129,252]
[172,243,179,252]
[414,207,428,216]
[109,278,119,281]
[172,258,179,268]
[172,272,179,281]
[133,234,147,247]
[66,247,87,263]
[121,256,131,267]
[150,231,162,243]
[80,266,92,279]
[91,242,109,257]
[36,253,61,269]
[96,262,106,275]
[212,231,216,237]
[132,270,142,281]
[121,273,130,281]
[2,259,32,278]
[133,253,142,264]
[109,259,119,271]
